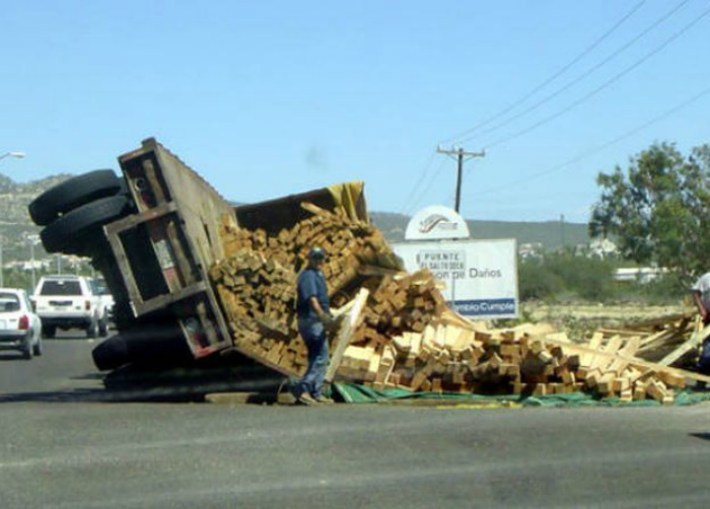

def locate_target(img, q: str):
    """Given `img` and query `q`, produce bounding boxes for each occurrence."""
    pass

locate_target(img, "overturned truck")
[29,138,710,403]
[29,138,384,376]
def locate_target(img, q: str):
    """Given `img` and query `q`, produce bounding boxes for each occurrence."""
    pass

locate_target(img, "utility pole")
[436,146,486,213]
[30,240,36,291]
[560,213,566,248]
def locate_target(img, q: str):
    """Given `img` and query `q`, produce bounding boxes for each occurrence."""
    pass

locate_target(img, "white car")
[32,275,107,338]
[0,288,43,359]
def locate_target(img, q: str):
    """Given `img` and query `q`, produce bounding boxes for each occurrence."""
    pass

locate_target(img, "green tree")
[518,256,562,301]
[590,142,710,281]
[518,251,617,302]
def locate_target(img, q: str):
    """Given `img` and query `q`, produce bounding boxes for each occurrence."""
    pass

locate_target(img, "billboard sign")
[404,205,470,240]
[392,238,518,319]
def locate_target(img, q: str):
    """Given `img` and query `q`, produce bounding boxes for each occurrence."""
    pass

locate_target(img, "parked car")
[0,288,43,359]
[32,275,108,338]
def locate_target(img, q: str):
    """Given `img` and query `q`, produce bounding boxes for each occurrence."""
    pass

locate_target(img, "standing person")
[293,246,336,405]
[690,272,710,374]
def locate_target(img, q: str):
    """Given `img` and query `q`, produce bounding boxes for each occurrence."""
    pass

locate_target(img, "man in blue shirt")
[691,272,710,374]
[293,246,335,405]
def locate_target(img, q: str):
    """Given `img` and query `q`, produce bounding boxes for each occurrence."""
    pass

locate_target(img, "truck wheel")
[29,170,123,226]
[92,335,130,371]
[99,318,109,337]
[40,195,131,254]
[33,336,43,356]
[22,340,33,360]
[92,322,192,372]
[42,325,56,339]
[86,319,99,339]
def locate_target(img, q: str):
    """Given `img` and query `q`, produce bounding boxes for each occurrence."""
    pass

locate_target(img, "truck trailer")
[29,138,368,373]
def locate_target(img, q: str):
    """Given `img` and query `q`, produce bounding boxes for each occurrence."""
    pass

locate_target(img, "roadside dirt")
[516,301,694,342]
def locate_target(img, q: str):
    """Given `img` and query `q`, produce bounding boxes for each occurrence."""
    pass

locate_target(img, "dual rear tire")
[30,170,133,256]
[29,170,125,226]
[31,171,134,364]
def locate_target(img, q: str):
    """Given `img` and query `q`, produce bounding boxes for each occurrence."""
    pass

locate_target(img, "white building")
[613,267,667,284]
[588,238,618,258]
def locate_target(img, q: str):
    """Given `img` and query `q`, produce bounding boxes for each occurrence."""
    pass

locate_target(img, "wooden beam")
[325,288,369,382]
[637,329,683,352]
[543,336,710,384]
[658,322,710,367]
[597,328,651,338]
[357,264,405,278]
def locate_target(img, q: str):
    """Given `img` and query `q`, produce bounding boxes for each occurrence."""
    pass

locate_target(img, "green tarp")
[330,383,710,407]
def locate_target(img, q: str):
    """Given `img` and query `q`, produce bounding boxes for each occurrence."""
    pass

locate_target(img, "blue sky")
[1,1,709,223]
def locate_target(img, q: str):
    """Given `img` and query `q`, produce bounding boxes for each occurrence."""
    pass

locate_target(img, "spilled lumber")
[209,204,708,405]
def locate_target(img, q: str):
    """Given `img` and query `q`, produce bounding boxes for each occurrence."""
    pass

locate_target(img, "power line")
[406,1,703,217]
[455,0,690,146]
[483,4,710,151]
[440,0,648,145]
[471,84,710,198]
[399,149,437,215]
[404,156,448,215]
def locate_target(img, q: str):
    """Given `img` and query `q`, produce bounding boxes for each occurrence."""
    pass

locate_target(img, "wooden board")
[542,336,710,384]
[658,322,710,367]
[325,288,370,382]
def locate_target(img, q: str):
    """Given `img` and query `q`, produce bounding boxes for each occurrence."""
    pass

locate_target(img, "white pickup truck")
[90,277,115,324]
[32,275,109,338]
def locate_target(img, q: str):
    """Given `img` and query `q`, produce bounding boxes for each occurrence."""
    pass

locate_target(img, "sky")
[1,0,709,224]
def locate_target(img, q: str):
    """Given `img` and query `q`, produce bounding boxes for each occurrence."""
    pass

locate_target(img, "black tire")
[22,340,32,360]
[92,335,130,371]
[99,318,109,337]
[86,319,99,339]
[40,195,130,254]
[92,321,192,371]
[42,325,56,339]
[33,336,43,356]
[29,170,123,226]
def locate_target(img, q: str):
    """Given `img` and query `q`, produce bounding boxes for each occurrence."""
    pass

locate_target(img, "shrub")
[518,252,617,302]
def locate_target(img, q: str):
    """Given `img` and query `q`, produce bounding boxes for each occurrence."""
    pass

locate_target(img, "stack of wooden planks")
[209,248,304,373]
[210,202,405,375]
[561,332,686,403]
[596,312,697,364]
[218,202,400,302]
[338,319,695,403]
[210,202,709,404]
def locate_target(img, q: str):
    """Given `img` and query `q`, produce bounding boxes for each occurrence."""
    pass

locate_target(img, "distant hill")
[0,172,590,264]
[370,212,589,250]
[0,173,72,224]
[0,173,73,261]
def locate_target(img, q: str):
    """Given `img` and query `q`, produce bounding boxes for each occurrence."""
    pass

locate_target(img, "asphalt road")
[1,332,710,508]
[0,329,104,399]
